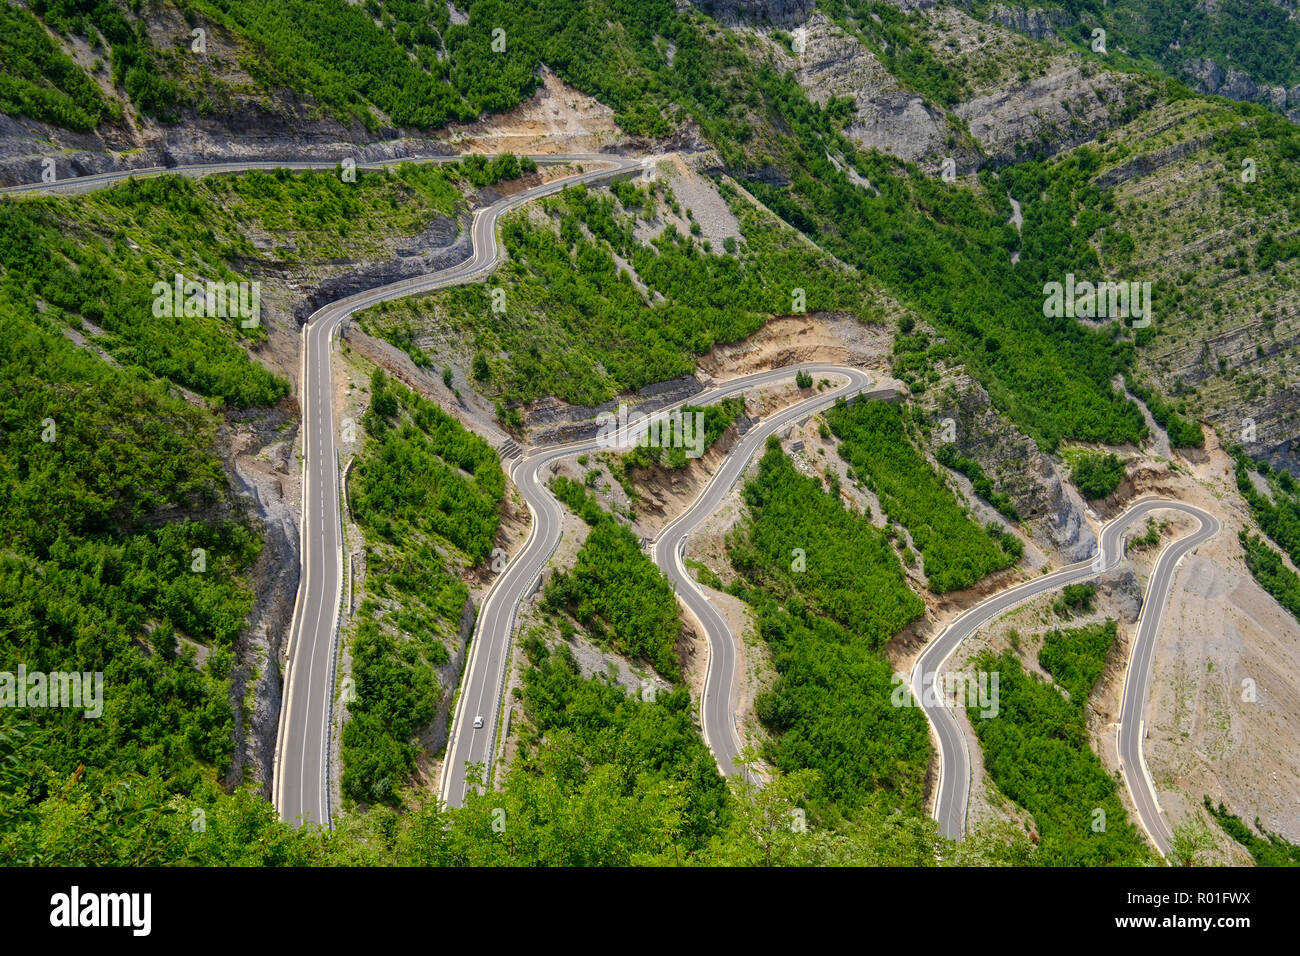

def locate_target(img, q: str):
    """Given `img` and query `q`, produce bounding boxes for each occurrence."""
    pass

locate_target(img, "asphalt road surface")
[1115,500,1220,856]
[12,156,1220,848]
[913,495,1219,851]
[0,153,622,196]
[272,155,643,827]
[440,366,896,806]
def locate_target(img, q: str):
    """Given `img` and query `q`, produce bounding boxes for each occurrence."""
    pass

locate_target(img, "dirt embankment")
[698,313,896,380]
[440,67,628,156]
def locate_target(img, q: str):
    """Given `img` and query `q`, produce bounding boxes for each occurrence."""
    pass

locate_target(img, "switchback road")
[912,496,1218,853]
[2,150,652,827]
[440,366,893,805]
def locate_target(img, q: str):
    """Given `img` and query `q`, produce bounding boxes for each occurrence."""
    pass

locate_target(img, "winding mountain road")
[0,153,624,196]
[650,370,898,777]
[271,155,644,827]
[5,151,645,827]
[1116,500,1220,856]
[9,155,1221,851]
[912,496,1219,854]
[439,366,896,805]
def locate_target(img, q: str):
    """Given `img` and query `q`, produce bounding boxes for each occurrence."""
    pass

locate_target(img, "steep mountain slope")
[981,0,1300,120]
[3,0,1299,865]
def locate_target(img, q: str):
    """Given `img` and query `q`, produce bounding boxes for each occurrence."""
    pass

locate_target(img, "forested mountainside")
[2,0,1298,867]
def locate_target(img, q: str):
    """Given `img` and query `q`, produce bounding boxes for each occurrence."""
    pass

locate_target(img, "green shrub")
[1070,451,1125,500]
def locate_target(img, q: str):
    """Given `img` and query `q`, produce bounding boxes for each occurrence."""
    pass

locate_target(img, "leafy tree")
[1070,451,1125,500]
[545,484,681,679]
[829,401,1021,592]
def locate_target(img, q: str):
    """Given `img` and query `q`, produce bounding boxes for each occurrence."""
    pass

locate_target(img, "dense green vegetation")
[1233,449,1300,569]
[1053,582,1097,619]
[0,4,113,131]
[936,442,1020,522]
[1205,797,1300,867]
[1037,618,1113,701]
[343,370,504,805]
[493,636,727,858]
[739,591,931,814]
[205,161,467,257]
[33,0,184,121]
[362,177,880,412]
[188,0,702,135]
[1069,450,1126,500]
[0,180,287,409]
[1103,0,1300,92]
[828,401,1022,592]
[1124,374,1203,449]
[1239,531,1300,624]
[12,0,841,143]
[973,621,1156,865]
[724,441,929,812]
[192,0,514,129]
[545,477,681,679]
[2,650,1035,864]
[624,397,745,471]
[0,269,261,801]
[729,439,924,647]
[354,369,504,563]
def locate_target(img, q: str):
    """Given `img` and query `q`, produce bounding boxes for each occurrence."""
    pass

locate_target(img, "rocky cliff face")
[1183,58,1300,123]
[422,597,478,759]
[0,104,461,189]
[749,12,959,165]
[919,371,1098,561]
[954,60,1139,165]
[293,214,470,323]
[525,375,707,445]
[1098,566,1143,624]
[985,3,1066,40]
[691,0,816,24]
[223,403,303,795]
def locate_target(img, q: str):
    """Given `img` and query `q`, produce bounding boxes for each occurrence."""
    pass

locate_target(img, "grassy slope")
[829,400,1022,593]
[727,441,930,814]
[973,621,1157,865]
